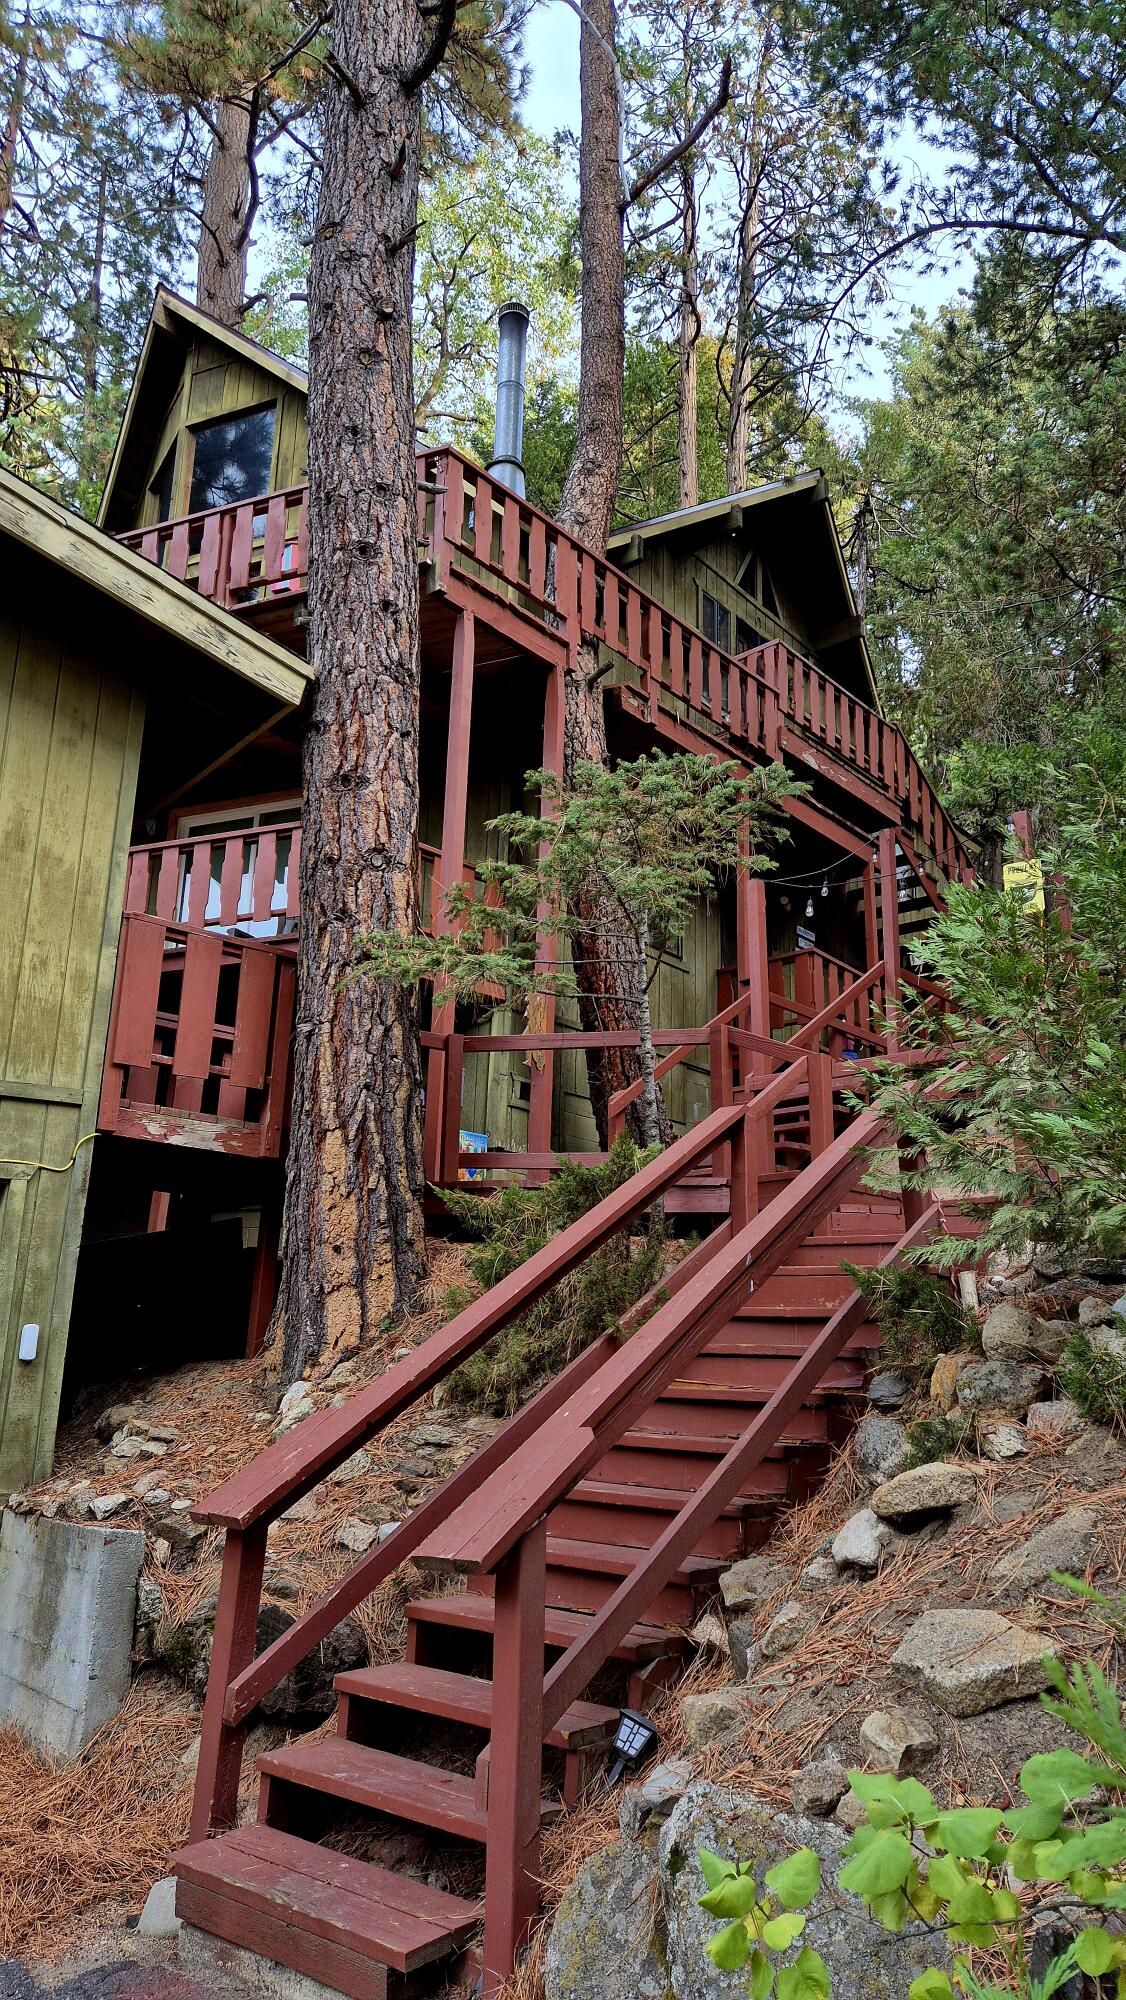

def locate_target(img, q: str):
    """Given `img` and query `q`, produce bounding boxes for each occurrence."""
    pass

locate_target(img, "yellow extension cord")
[0,1131,98,1176]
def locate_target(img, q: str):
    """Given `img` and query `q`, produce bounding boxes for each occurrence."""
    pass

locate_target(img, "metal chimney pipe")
[488,300,530,497]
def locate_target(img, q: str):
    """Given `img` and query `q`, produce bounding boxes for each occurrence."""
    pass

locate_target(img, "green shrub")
[1058,1328,1126,1428]
[699,1648,1126,1998]
[844,1261,975,1374]
[904,1413,972,1469]
[438,1137,667,1413]
[863,759,1126,1269]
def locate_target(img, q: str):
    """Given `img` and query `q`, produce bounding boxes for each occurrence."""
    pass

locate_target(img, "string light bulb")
[805,896,815,919]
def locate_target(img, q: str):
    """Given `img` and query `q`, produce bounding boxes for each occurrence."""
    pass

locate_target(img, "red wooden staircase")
[174,990,970,1999]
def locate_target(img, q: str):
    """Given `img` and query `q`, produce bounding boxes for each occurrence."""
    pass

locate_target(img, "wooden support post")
[441,1032,465,1187]
[436,610,475,974]
[426,612,475,1188]
[246,1180,282,1358]
[527,663,564,1179]
[877,827,901,1054]
[736,868,770,1041]
[482,1519,547,1996]
[190,1523,268,1839]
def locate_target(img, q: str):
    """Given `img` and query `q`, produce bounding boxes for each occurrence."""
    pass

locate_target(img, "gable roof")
[1,467,311,708]
[98,287,307,533]
[608,473,876,706]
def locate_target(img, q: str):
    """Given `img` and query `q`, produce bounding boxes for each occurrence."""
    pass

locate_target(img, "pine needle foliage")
[357,750,800,1144]
[844,1260,974,1374]
[439,1138,667,1413]
[1058,1329,1126,1429]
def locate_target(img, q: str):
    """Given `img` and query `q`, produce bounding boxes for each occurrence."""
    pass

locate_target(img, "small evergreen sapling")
[357,751,798,1148]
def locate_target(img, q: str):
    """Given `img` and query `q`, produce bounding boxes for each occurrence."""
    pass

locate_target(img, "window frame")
[185,400,279,516]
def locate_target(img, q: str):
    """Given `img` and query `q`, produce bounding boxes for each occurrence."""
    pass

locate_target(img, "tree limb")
[402,0,457,96]
[626,55,732,210]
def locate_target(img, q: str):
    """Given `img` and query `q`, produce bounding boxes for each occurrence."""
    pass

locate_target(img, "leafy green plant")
[700,1654,1126,1997]
[698,1845,827,1998]
[844,1261,975,1374]
[438,1137,667,1412]
[1058,1330,1126,1429]
[904,1413,972,1470]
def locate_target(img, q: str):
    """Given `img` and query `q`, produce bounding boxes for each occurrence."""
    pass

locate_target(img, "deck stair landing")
[174,1004,972,1999]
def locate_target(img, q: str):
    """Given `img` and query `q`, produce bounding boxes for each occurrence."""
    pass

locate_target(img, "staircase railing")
[187,1094,750,1842]
[412,1101,941,1988]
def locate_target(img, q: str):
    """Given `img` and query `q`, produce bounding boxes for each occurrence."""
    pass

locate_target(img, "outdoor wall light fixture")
[607,1708,659,1785]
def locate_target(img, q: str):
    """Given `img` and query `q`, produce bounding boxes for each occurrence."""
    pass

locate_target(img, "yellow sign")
[1003,857,1045,915]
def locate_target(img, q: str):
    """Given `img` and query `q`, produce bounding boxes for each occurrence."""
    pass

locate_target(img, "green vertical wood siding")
[0,599,144,1494]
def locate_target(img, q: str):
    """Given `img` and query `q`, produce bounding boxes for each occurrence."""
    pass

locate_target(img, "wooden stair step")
[590,1442,796,1495]
[550,1481,781,1554]
[626,1402,831,1443]
[707,1321,872,1356]
[334,1662,617,1750]
[405,1589,686,1664]
[567,1477,780,1518]
[258,1736,546,1844]
[675,1353,865,1391]
[174,1823,478,1988]
[544,1536,725,1583]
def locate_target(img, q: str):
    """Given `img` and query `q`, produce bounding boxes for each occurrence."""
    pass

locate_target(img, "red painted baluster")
[251,832,279,923]
[111,917,167,1069]
[481,1520,547,1997]
[229,947,276,1091]
[185,841,213,930]
[500,495,521,580]
[173,931,224,1081]
[528,516,547,599]
[688,634,704,712]
[197,513,221,598]
[190,1525,269,1838]
[218,835,245,926]
[294,488,309,589]
[123,850,150,915]
[229,503,254,595]
[626,585,642,665]
[154,845,181,921]
[284,827,302,920]
[263,493,287,587]
[167,519,191,582]
[474,476,494,563]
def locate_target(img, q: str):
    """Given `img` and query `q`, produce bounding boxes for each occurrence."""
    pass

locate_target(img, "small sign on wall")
[1003,857,1045,915]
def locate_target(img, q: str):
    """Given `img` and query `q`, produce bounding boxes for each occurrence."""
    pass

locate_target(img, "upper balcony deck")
[114,446,973,889]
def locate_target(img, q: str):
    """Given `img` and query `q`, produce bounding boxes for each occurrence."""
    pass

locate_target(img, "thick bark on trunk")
[677,168,699,509]
[556,0,652,1147]
[197,96,252,326]
[274,0,428,1381]
[556,0,624,555]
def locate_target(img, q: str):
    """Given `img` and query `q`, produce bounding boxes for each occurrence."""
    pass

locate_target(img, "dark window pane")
[701,590,730,651]
[736,617,764,654]
[151,447,176,522]
[189,406,276,512]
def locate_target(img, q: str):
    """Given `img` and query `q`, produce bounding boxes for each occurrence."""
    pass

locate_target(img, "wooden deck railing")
[97,914,295,1155]
[116,484,309,606]
[123,826,452,941]
[116,448,973,888]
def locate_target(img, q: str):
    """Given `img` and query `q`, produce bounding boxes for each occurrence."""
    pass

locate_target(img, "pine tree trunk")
[677,163,699,508]
[274,0,428,1381]
[555,0,652,1147]
[196,96,252,326]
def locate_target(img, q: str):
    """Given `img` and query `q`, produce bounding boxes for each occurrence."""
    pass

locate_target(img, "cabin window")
[150,446,177,523]
[736,616,764,655]
[737,550,779,618]
[188,405,276,513]
[700,590,731,651]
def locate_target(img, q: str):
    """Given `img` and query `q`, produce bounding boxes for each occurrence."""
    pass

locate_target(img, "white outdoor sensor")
[18,1323,39,1362]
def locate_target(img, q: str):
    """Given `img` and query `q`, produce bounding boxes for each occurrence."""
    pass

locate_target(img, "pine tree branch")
[626,56,732,211]
[402,0,458,96]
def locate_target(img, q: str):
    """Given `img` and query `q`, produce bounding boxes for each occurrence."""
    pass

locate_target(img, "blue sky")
[519,0,969,406]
